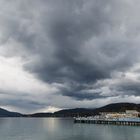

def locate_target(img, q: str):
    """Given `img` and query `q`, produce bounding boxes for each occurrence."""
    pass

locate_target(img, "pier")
[74,117,140,126]
[74,110,140,126]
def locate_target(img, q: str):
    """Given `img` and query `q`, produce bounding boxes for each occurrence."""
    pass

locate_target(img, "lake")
[0,118,140,140]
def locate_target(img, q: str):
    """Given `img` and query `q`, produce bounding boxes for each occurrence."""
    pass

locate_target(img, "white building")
[125,110,139,117]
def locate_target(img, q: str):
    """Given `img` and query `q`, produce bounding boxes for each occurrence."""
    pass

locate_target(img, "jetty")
[74,110,140,126]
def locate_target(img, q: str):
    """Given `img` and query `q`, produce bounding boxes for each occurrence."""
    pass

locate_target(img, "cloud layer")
[0,0,140,113]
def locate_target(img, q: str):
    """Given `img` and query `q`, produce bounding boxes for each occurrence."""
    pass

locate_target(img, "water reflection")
[0,118,139,140]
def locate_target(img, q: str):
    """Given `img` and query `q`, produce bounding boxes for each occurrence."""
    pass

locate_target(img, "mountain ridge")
[0,107,22,117]
[0,102,140,117]
[28,102,140,117]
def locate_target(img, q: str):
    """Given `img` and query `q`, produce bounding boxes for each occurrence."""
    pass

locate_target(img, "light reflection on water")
[0,118,139,140]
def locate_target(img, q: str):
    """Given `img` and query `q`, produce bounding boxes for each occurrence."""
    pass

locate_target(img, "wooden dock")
[74,117,140,126]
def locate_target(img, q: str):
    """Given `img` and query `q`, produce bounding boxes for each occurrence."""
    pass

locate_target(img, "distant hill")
[0,108,22,117]
[93,103,140,113]
[53,108,95,117]
[0,102,140,117]
[29,103,140,117]
[26,108,95,117]
[26,113,53,117]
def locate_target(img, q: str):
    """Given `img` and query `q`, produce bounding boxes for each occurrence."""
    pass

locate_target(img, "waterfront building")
[74,110,140,126]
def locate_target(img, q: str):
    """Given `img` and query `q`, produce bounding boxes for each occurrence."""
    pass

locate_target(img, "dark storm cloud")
[57,83,103,100]
[1,0,140,104]
[24,0,138,84]
[114,80,140,96]
[24,0,115,83]
[24,0,140,100]
[0,99,48,112]
[0,89,48,108]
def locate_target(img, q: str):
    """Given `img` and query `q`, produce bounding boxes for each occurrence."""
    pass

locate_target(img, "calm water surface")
[0,118,140,140]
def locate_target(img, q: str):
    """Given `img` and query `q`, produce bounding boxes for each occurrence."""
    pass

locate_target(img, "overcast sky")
[0,0,140,113]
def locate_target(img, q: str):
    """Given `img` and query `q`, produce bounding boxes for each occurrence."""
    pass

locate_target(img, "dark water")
[0,118,140,140]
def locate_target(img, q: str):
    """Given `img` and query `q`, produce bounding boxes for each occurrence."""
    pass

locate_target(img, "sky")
[0,0,140,113]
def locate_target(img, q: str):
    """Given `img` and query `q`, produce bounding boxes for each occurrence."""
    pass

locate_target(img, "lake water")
[0,118,140,140]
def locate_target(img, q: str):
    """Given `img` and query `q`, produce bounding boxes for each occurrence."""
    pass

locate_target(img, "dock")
[74,117,140,126]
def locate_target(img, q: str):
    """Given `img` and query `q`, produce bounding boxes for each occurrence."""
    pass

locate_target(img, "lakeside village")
[74,110,140,126]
